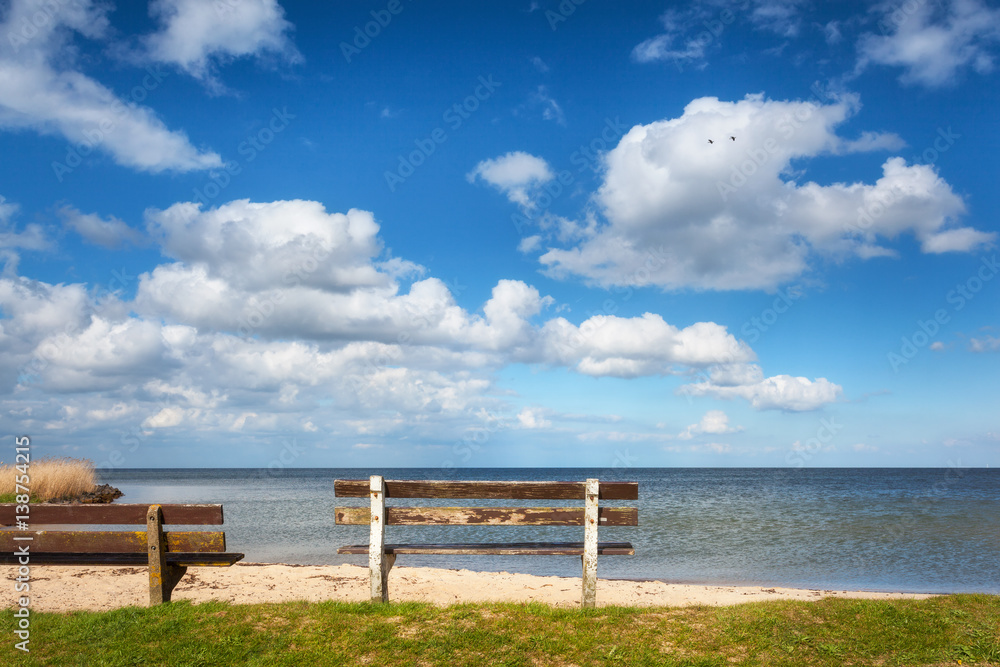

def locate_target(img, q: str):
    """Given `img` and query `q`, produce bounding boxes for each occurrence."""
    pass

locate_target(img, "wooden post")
[582,478,598,608]
[147,504,187,605]
[147,504,169,605]
[369,475,393,602]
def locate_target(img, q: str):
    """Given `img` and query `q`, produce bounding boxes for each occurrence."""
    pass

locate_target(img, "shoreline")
[6,562,939,613]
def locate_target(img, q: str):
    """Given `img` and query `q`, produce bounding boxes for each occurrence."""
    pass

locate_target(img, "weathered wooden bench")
[0,503,244,605]
[335,477,638,607]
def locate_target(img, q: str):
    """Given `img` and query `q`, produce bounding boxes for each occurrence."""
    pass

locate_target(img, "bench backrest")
[0,503,229,554]
[334,479,639,527]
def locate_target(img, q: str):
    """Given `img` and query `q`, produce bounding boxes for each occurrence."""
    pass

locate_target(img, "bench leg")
[369,476,394,602]
[371,553,396,603]
[581,478,599,608]
[147,504,191,604]
[159,565,188,604]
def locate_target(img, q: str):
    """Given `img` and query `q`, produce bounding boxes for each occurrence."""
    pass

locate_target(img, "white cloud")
[537,315,755,378]
[750,0,805,37]
[0,195,845,450]
[679,409,742,439]
[533,85,566,125]
[144,0,301,87]
[632,1,805,67]
[632,7,714,66]
[518,235,543,253]
[59,206,146,248]
[969,335,1000,353]
[0,0,222,173]
[921,227,996,254]
[857,0,1000,87]
[535,93,984,290]
[823,20,843,45]
[681,367,842,411]
[517,407,552,429]
[1,196,50,273]
[467,152,555,208]
[143,406,184,428]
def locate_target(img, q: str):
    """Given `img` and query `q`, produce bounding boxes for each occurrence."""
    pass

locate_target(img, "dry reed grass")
[0,457,97,501]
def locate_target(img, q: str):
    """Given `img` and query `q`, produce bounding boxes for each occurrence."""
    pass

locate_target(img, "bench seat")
[338,541,635,556]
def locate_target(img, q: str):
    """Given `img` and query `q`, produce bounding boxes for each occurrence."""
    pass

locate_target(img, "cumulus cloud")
[857,0,1000,87]
[143,0,301,88]
[467,152,555,208]
[0,0,222,173]
[679,409,742,439]
[0,196,845,451]
[534,93,986,290]
[1,196,49,273]
[537,315,755,377]
[517,407,552,429]
[680,364,842,411]
[59,206,146,248]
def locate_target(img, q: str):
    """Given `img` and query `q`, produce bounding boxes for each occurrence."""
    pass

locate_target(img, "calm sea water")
[97,467,1000,594]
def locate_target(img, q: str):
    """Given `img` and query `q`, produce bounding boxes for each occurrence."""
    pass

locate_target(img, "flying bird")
[730,136,736,141]
[707,139,714,144]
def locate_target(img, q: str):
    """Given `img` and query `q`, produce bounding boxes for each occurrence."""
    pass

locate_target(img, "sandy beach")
[6,563,935,613]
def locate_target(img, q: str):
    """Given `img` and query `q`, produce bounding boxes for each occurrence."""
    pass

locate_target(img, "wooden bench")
[0,503,244,605]
[335,477,638,607]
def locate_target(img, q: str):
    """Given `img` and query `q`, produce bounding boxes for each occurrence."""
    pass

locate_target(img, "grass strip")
[2,594,998,666]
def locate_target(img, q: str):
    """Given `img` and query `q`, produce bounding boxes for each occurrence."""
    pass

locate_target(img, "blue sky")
[1,0,998,469]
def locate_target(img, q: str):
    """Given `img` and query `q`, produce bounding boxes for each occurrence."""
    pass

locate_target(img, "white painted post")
[582,478,599,608]
[369,475,391,602]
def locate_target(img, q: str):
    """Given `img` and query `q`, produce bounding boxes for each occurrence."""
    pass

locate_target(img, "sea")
[97,467,1000,595]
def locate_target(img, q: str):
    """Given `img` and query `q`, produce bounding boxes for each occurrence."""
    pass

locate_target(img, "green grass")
[2,595,998,666]
[0,493,40,503]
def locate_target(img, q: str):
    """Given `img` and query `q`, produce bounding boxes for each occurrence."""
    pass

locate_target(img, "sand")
[6,563,935,613]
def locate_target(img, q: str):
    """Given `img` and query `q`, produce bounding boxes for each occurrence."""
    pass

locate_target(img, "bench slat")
[0,530,227,553]
[0,504,224,526]
[334,480,638,500]
[0,552,244,566]
[335,506,638,526]
[337,542,635,556]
